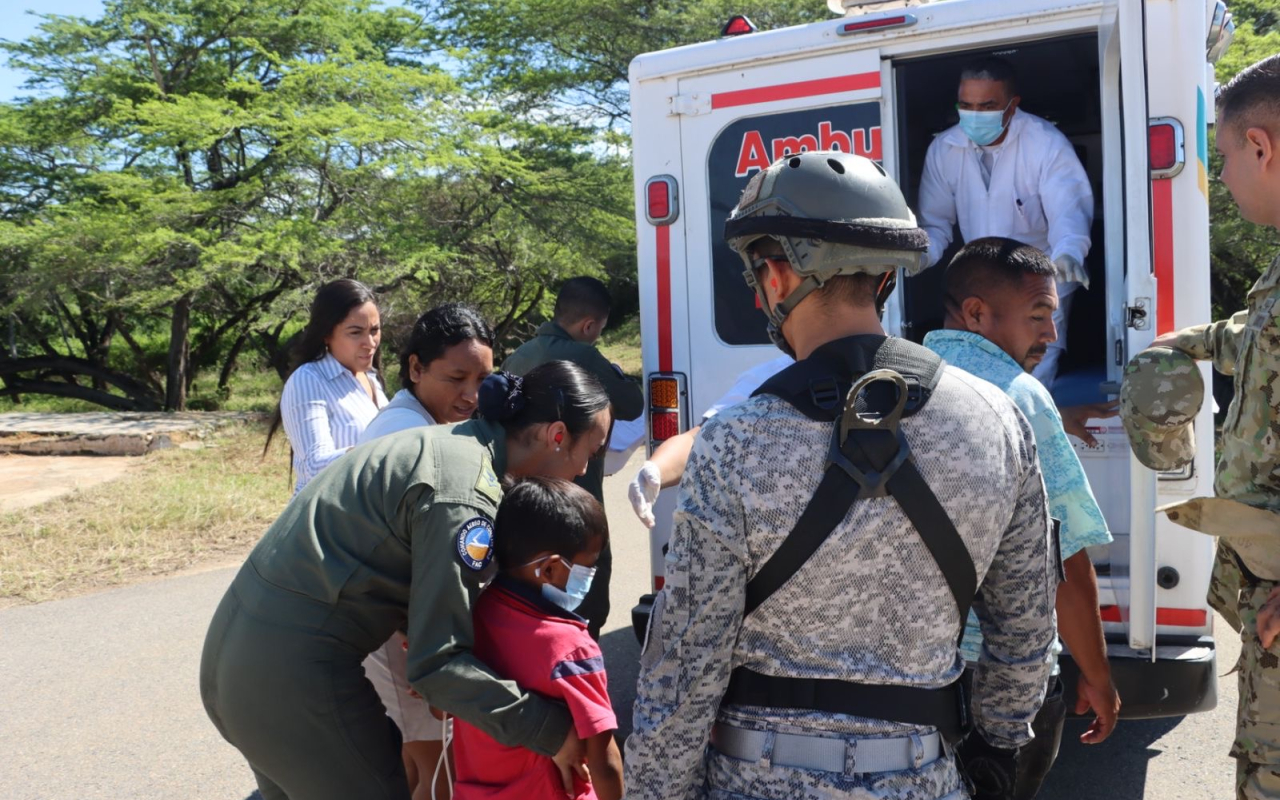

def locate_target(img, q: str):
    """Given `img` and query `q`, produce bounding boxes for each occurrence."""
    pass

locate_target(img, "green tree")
[1209,2,1280,320]
[0,0,468,409]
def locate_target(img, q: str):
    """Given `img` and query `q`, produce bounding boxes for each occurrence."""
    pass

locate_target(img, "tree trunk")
[218,330,250,392]
[165,294,192,411]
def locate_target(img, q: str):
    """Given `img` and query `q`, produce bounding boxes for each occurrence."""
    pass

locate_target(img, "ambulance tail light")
[1149,118,1185,179]
[645,175,679,226]
[648,373,689,449]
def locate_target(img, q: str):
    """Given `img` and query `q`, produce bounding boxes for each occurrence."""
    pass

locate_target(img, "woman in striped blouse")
[265,279,388,493]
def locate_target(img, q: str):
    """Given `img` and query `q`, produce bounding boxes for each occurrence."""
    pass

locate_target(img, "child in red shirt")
[452,477,623,800]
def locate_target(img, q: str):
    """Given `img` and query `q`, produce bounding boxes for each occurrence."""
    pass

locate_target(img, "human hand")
[628,460,662,528]
[1053,255,1090,288]
[552,726,590,798]
[1074,673,1120,744]
[1257,585,1280,649]
[1060,401,1119,448]
[1150,331,1182,350]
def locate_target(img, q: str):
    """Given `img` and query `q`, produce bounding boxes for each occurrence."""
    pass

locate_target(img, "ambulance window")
[707,103,884,345]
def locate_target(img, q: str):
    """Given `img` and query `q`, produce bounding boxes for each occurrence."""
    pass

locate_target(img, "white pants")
[363,632,450,742]
[1032,281,1080,389]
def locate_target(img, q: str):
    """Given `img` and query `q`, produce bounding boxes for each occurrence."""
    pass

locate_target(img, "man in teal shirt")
[503,276,644,637]
[923,237,1118,798]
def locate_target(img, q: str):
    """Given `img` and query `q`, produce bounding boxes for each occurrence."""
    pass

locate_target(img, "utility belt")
[710,719,945,775]
[724,668,969,744]
[734,336,975,746]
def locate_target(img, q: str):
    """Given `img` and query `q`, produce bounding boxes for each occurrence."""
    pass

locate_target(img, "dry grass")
[598,314,642,379]
[0,423,292,607]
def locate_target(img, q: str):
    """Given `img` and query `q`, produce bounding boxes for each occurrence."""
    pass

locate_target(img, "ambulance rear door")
[671,47,888,418]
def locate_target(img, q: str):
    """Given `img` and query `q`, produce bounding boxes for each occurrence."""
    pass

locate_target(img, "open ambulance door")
[1102,0,1158,653]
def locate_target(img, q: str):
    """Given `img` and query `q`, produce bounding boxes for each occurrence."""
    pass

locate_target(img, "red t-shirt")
[453,576,617,800]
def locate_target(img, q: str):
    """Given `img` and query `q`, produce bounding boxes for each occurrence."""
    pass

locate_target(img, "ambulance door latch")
[668,93,712,117]
[1125,298,1150,331]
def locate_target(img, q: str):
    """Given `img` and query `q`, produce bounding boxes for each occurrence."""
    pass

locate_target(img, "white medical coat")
[918,109,1094,269]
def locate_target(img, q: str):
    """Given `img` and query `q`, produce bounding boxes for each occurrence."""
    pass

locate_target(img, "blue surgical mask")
[957,102,1013,146]
[523,556,598,613]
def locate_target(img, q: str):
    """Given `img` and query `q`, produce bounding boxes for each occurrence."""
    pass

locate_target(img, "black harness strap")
[729,335,977,742]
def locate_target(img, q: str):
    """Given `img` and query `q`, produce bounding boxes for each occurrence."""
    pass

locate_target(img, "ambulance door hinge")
[668,93,712,117]
[1125,298,1151,331]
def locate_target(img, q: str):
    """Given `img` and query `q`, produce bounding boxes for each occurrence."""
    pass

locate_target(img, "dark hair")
[959,56,1018,97]
[942,237,1057,312]
[553,276,612,324]
[400,303,495,391]
[264,279,382,455]
[1218,54,1280,141]
[494,477,609,568]
[477,360,610,439]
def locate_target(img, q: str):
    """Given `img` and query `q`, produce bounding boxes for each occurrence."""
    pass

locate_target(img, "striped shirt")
[280,352,387,494]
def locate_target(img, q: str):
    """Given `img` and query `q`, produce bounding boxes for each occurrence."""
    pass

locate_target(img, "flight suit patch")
[475,459,501,503]
[456,517,494,572]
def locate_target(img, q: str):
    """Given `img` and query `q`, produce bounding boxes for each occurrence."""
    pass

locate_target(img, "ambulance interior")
[893,34,1132,585]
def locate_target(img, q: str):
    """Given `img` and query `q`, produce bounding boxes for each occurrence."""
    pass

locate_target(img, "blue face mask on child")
[523,556,597,613]
[957,101,1013,146]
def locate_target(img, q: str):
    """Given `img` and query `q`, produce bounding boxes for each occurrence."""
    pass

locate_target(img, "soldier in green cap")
[200,360,612,800]
[1152,53,1280,800]
[503,276,643,639]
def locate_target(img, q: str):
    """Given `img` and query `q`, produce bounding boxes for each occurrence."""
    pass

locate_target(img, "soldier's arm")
[625,421,748,800]
[583,345,645,421]
[1155,310,1247,375]
[971,420,1057,749]
[401,492,572,757]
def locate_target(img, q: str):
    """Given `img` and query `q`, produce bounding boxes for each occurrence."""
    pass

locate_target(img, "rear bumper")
[1059,636,1218,718]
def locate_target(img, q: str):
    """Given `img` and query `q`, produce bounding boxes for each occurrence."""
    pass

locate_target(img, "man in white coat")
[918,56,1094,387]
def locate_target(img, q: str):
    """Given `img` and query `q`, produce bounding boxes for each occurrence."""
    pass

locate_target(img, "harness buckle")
[809,377,842,411]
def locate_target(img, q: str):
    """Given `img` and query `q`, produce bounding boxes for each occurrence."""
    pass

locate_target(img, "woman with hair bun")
[201,360,611,800]
[357,303,495,800]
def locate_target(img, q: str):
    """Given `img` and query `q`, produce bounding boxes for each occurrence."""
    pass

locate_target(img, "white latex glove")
[628,460,662,529]
[1053,254,1090,289]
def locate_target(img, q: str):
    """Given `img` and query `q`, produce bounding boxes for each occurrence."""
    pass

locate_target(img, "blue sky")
[2,0,105,101]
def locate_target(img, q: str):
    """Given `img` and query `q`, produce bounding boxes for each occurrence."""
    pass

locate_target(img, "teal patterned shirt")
[925,329,1112,669]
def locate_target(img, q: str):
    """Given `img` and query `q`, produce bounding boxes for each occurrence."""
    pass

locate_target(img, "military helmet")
[1120,346,1204,471]
[723,151,929,351]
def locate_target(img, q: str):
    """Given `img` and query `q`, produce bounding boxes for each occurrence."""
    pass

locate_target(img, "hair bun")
[478,371,527,422]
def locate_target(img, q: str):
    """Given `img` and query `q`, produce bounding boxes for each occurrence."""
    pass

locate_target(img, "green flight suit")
[200,418,571,800]
[502,321,644,638]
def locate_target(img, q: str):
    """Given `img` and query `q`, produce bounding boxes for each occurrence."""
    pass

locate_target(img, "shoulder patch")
[475,457,501,503]
[455,516,495,572]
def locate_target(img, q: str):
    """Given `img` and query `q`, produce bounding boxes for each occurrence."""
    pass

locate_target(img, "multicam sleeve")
[1169,311,1248,375]
[624,419,749,800]
[970,414,1057,749]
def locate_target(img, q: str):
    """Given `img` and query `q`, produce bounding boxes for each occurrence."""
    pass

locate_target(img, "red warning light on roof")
[837,14,916,36]
[722,15,757,37]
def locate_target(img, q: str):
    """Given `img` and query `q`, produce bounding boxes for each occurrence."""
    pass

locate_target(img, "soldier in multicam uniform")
[625,150,1057,800]
[1150,54,1280,800]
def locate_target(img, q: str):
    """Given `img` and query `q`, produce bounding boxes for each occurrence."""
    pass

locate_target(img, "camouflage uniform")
[1166,254,1280,799]
[624,344,1057,800]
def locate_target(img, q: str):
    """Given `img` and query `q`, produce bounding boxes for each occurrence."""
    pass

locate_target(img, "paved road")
[0,450,1239,798]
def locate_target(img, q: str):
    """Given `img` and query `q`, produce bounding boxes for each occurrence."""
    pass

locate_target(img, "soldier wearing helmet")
[624,151,1057,800]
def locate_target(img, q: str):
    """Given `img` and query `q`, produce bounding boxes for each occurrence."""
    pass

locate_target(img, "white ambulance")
[629,0,1236,719]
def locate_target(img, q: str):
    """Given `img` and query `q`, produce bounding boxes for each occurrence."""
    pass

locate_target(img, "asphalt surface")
[0,450,1239,799]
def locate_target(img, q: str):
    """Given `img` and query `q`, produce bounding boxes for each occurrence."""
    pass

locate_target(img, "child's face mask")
[522,556,598,612]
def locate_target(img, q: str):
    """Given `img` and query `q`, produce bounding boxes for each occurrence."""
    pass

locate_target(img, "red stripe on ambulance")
[1099,605,1206,627]
[711,72,881,110]
[1152,178,1175,332]
[656,225,673,372]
